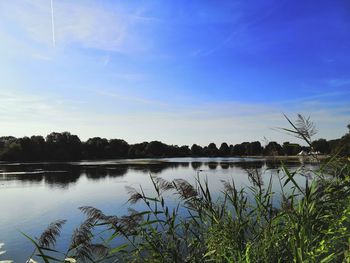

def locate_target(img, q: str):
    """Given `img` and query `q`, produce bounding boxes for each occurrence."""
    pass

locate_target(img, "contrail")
[50,0,55,47]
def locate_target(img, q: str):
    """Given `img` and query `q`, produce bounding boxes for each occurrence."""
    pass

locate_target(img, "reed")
[21,116,350,262]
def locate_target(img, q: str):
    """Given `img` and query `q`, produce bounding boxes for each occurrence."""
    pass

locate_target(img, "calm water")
[0,157,316,261]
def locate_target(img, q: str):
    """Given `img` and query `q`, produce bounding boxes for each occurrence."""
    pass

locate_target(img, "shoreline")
[247,155,329,163]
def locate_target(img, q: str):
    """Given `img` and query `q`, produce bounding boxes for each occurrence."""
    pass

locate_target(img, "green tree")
[84,137,109,159]
[145,141,168,157]
[219,143,230,156]
[206,143,219,157]
[311,139,330,154]
[46,132,82,160]
[191,144,203,156]
[108,139,130,158]
[1,141,22,160]
[264,141,283,156]
[128,142,149,158]
[248,141,263,155]
[232,143,245,156]
[178,145,191,156]
[283,142,302,155]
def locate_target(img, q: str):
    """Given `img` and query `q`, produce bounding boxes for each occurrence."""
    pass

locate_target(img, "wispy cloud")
[328,78,350,87]
[0,0,348,146]
[94,89,167,107]
[191,0,287,57]
[0,0,155,53]
[276,90,350,105]
[0,89,85,123]
[113,73,148,82]
[0,87,347,145]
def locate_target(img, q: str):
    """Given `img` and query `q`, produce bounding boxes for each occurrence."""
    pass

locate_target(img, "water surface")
[0,157,315,261]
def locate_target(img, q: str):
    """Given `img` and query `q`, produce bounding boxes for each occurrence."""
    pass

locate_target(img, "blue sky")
[0,0,349,145]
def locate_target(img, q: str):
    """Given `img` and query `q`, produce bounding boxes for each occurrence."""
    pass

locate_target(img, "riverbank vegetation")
[18,115,350,262]
[0,116,349,161]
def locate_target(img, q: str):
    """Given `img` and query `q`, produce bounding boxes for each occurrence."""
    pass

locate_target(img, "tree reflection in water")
[0,159,302,188]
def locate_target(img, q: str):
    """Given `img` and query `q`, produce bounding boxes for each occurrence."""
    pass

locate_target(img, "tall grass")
[22,115,350,262]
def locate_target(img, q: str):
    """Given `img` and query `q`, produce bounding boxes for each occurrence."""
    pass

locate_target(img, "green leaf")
[20,231,51,263]
[282,163,304,195]
[203,250,216,258]
[319,253,336,263]
[109,243,129,254]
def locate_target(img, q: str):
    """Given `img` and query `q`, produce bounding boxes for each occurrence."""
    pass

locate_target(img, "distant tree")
[282,142,302,156]
[191,144,203,156]
[311,139,330,154]
[228,144,234,156]
[206,143,219,157]
[340,134,350,156]
[128,142,149,158]
[264,141,283,156]
[1,141,22,160]
[17,137,34,161]
[166,145,180,156]
[248,141,263,156]
[0,135,46,161]
[2,121,349,161]
[108,139,130,158]
[46,132,82,160]
[0,136,16,150]
[334,135,350,156]
[178,145,191,156]
[219,143,230,156]
[241,142,251,155]
[145,141,169,157]
[0,137,17,160]
[30,136,46,160]
[328,139,339,153]
[83,137,109,159]
[232,143,245,156]
[335,124,350,156]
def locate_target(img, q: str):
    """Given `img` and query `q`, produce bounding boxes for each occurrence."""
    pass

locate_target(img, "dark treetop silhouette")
[0,124,349,161]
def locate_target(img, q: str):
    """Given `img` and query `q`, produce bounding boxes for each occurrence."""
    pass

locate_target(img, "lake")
[0,157,316,261]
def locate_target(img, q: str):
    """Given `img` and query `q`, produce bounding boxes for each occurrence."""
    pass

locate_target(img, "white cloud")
[0,0,154,53]
[0,88,348,146]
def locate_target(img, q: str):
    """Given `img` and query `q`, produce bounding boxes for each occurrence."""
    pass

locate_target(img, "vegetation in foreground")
[3,115,350,263]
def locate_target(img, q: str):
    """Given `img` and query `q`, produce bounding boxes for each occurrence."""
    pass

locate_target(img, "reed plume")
[38,220,66,248]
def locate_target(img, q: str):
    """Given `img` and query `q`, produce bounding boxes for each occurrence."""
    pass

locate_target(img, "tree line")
[0,125,349,161]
